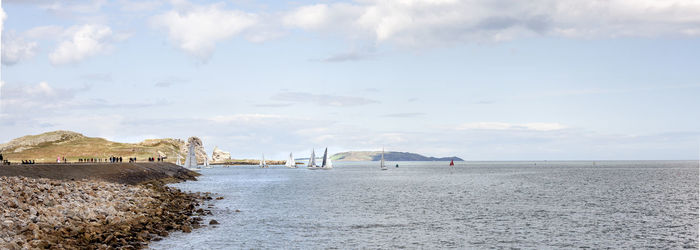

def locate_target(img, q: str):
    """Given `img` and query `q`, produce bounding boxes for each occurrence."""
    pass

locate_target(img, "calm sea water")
[150,161,699,249]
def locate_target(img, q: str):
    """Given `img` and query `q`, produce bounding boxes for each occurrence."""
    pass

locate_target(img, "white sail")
[204,155,211,168]
[260,154,268,168]
[286,153,296,168]
[380,148,387,170]
[308,149,316,169]
[184,143,199,170]
[321,147,333,169]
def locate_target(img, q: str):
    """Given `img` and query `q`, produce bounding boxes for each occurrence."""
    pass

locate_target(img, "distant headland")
[330,151,463,162]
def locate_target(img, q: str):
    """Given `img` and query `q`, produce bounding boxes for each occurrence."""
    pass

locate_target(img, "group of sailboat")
[259,154,269,168]
[257,150,326,169]
[307,148,333,170]
[259,152,298,168]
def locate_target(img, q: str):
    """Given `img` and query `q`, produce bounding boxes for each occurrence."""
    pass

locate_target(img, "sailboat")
[285,153,297,168]
[320,147,333,170]
[260,154,268,168]
[204,155,212,168]
[175,153,182,166]
[308,149,319,170]
[380,148,387,170]
[449,160,455,167]
[184,143,201,171]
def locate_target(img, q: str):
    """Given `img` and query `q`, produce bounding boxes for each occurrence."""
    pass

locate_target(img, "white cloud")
[209,114,285,123]
[23,25,65,39]
[118,0,163,12]
[150,2,258,60]
[0,81,63,110]
[0,4,6,35]
[1,32,38,65]
[25,81,56,96]
[283,0,700,47]
[48,24,123,65]
[457,122,567,131]
[274,91,379,107]
[41,0,107,14]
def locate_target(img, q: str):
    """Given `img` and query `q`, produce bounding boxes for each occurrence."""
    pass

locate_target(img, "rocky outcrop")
[211,146,231,163]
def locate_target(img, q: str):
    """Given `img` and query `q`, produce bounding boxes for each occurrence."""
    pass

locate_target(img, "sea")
[150,161,699,249]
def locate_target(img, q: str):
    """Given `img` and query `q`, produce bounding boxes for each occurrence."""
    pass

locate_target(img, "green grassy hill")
[0,131,185,163]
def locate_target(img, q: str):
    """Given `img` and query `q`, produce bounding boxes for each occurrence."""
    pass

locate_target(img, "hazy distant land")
[0,130,460,164]
[329,151,463,162]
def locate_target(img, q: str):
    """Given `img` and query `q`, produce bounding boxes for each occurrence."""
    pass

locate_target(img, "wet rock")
[209,219,219,225]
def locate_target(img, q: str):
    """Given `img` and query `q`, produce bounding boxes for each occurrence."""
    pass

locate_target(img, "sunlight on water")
[150,161,699,249]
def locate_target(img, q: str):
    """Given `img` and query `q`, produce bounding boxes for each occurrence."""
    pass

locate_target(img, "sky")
[1,0,699,160]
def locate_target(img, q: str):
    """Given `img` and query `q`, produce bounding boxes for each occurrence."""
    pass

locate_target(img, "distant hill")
[0,130,205,163]
[330,151,463,161]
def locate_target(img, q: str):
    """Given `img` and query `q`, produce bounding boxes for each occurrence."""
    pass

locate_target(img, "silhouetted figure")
[119,157,122,163]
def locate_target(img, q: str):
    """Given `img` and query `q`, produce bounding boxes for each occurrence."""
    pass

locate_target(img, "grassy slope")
[1,135,183,163]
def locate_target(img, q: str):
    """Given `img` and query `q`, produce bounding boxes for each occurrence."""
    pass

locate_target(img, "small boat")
[308,149,319,170]
[260,154,268,168]
[285,152,297,168]
[320,147,332,170]
[204,156,212,168]
[380,148,387,170]
[184,143,201,171]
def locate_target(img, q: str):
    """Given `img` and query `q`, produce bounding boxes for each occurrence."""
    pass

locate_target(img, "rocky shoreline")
[0,163,199,185]
[0,163,215,249]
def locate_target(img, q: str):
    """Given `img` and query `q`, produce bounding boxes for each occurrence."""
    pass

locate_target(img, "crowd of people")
[0,153,169,165]
[77,156,123,163]
[147,157,165,162]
